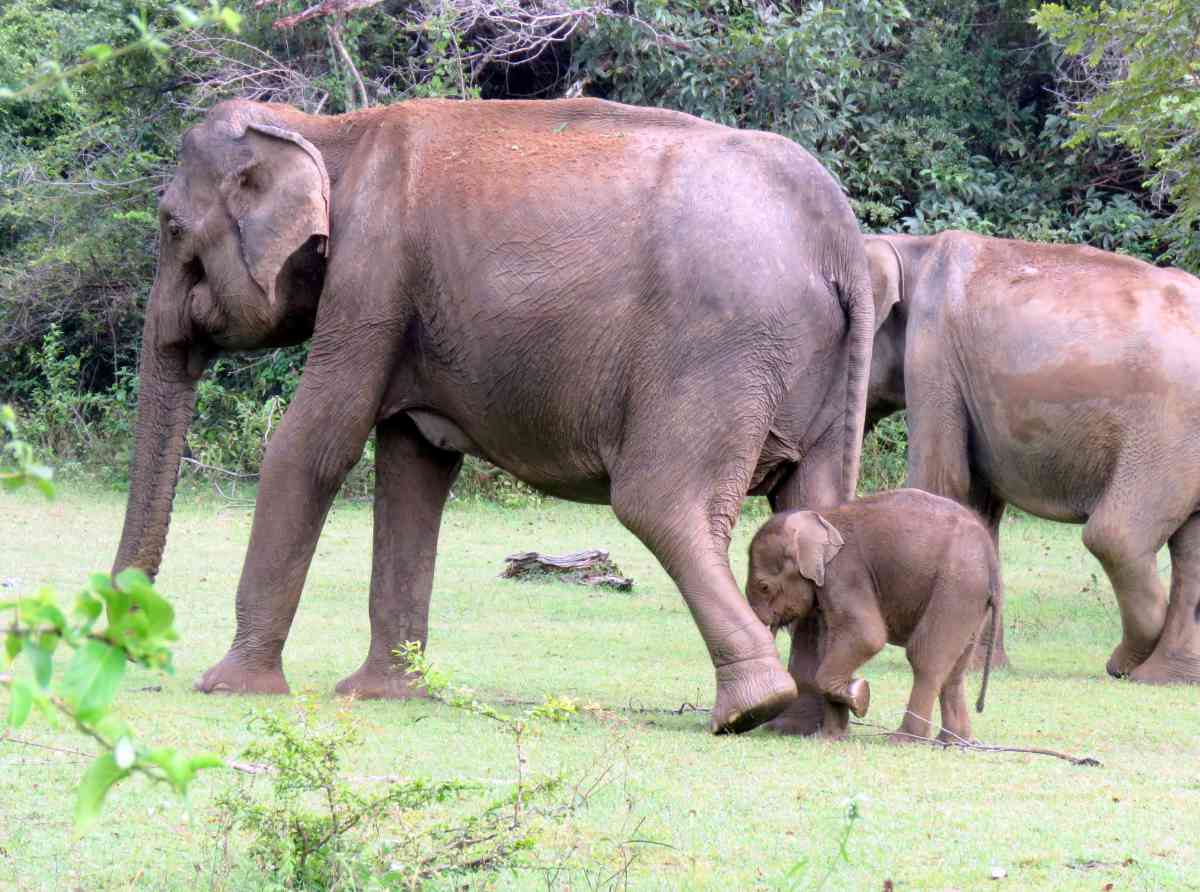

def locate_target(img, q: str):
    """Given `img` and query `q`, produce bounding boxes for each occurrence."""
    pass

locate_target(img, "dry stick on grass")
[0,732,92,761]
[851,712,1103,767]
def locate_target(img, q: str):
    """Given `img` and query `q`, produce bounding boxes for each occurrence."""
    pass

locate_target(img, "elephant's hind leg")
[935,643,976,745]
[1081,506,1169,678]
[892,623,963,742]
[1131,512,1200,684]
[336,414,462,699]
[611,477,796,734]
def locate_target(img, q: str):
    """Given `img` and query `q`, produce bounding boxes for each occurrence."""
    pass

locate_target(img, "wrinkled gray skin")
[747,489,999,741]
[866,230,1200,688]
[111,97,881,735]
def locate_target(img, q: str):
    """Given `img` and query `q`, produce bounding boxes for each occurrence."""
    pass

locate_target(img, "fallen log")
[500,549,633,592]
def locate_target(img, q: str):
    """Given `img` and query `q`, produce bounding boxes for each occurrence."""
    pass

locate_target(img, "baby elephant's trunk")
[975,564,1002,713]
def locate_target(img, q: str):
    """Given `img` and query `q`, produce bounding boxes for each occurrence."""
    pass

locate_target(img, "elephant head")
[746,510,845,632]
[113,101,331,577]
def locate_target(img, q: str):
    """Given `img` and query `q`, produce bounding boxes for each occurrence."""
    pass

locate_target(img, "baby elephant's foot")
[823,678,870,717]
[846,678,870,718]
[886,730,930,745]
[936,728,976,746]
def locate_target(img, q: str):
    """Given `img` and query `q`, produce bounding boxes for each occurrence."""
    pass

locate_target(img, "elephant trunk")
[839,261,876,502]
[112,283,201,579]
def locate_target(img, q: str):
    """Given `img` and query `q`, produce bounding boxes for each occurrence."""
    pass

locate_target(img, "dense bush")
[2,0,1191,497]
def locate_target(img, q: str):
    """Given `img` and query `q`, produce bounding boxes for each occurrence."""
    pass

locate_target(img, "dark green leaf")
[89,574,131,626]
[61,640,126,720]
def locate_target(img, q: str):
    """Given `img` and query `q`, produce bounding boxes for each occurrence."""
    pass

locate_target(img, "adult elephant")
[111,97,879,734]
[863,229,1200,685]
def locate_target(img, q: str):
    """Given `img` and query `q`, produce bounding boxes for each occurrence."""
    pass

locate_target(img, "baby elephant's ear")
[783,511,845,587]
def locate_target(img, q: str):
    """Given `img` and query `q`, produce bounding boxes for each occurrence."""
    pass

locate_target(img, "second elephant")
[865,230,1200,686]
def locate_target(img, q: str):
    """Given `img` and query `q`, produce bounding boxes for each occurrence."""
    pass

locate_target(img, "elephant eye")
[166,218,184,240]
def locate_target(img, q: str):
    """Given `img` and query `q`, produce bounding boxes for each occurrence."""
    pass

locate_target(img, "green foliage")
[1,0,1195,497]
[214,658,591,890]
[3,570,224,832]
[0,1,242,101]
[859,413,908,494]
[576,0,1172,258]
[214,701,475,890]
[1,403,54,495]
[1033,1,1200,271]
[2,404,221,831]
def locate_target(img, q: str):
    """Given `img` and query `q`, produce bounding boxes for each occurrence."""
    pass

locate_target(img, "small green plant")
[2,404,222,831]
[778,794,865,891]
[213,699,474,890]
[400,641,577,828]
[214,652,595,890]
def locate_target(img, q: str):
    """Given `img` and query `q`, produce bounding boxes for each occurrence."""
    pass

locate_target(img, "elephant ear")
[223,121,330,306]
[864,238,902,331]
[783,511,845,587]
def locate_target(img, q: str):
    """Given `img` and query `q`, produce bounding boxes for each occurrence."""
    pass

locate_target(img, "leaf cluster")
[1033,1,1200,269]
[3,569,223,830]
[3,404,222,831]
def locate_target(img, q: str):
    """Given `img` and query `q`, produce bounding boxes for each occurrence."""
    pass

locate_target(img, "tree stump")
[500,549,633,592]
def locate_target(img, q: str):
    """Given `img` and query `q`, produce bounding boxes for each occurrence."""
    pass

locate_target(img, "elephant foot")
[936,728,976,746]
[886,731,928,745]
[763,692,825,736]
[820,699,850,740]
[1105,639,1156,678]
[1127,650,1200,685]
[195,651,289,695]
[845,678,870,718]
[335,663,430,700]
[710,656,797,735]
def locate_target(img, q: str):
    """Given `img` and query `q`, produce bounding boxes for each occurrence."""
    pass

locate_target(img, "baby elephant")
[746,489,999,743]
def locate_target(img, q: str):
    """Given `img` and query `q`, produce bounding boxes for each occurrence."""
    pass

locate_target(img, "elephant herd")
[111,96,1200,739]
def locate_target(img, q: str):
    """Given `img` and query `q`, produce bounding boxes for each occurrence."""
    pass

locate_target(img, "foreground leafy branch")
[2,405,222,830]
[0,1,243,101]
[1034,2,1200,232]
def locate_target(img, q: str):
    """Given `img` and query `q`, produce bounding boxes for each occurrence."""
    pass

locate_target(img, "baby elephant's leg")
[892,630,962,743]
[815,616,886,737]
[821,699,851,739]
[935,642,977,745]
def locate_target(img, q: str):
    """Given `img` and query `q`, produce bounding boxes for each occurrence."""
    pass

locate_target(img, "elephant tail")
[838,254,876,502]
[975,563,1001,713]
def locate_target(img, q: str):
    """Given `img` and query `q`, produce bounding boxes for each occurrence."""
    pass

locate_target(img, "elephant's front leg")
[196,363,383,695]
[813,621,882,729]
[335,415,462,699]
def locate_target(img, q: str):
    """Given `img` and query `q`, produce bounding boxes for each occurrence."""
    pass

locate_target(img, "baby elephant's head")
[746,510,845,633]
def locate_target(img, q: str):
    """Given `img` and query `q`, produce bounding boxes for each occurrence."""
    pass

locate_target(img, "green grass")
[2,484,1199,890]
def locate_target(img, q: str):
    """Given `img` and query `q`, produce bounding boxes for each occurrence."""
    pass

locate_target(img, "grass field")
[2,483,1199,890]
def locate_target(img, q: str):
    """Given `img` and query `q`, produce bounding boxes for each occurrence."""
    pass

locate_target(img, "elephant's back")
[945,240,1200,520]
